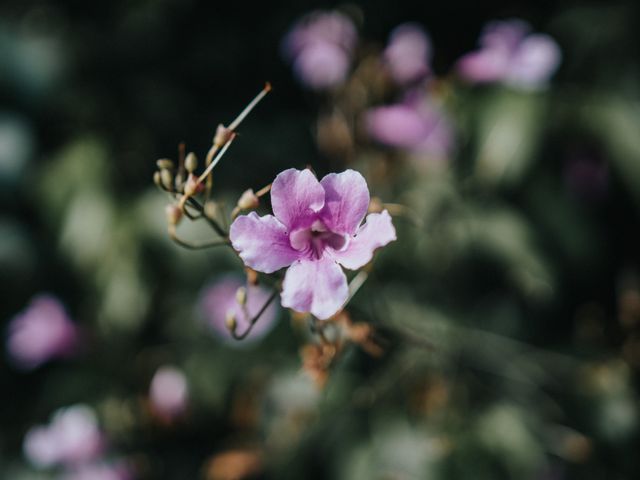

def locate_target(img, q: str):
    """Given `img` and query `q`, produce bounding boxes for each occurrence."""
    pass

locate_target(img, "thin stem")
[168,226,230,250]
[186,197,227,237]
[197,134,237,184]
[231,289,279,340]
[227,82,272,131]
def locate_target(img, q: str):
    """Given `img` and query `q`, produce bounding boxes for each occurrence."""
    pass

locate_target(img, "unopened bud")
[184,174,204,197]
[368,197,384,213]
[204,201,219,220]
[165,204,183,226]
[214,124,233,146]
[174,171,185,191]
[185,152,198,173]
[153,171,162,188]
[245,268,259,285]
[160,168,174,191]
[225,311,237,333]
[237,189,259,210]
[235,286,247,306]
[156,158,174,170]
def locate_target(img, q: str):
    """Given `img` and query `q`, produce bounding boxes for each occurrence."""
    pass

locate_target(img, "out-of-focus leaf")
[473,89,548,188]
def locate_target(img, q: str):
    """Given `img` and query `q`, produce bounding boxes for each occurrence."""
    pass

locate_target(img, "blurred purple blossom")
[230,169,396,319]
[282,10,356,90]
[456,19,561,90]
[6,294,79,370]
[383,23,432,85]
[365,91,454,157]
[149,365,189,418]
[199,275,279,344]
[23,404,105,469]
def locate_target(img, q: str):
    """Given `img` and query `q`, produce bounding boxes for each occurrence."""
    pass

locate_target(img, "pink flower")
[23,404,104,469]
[456,19,561,90]
[365,92,453,157]
[230,169,396,320]
[149,365,189,418]
[199,275,279,344]
[6,294,79,370]
[383,23,431,85]
[282,10,356,90]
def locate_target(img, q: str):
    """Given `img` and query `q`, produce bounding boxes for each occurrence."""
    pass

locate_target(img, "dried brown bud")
[185,152,198,173]
[156,158,174,170]
[160,168,174,191]
[237,189,260,211]
[214,124,233,147]
[165,204,183,226]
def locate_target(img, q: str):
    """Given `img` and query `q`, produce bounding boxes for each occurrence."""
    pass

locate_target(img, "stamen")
[227,82,272,131]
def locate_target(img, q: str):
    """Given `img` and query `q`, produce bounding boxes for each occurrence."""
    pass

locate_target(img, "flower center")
[289,221,347,259]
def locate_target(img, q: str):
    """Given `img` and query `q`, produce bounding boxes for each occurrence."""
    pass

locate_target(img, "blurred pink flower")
[456,19,561,90]
[149,365,189,418]
[230,169,396,319]
[383,23,431,85]
[23,404,104,469]
[282,10,356,90]
[6,294,79,370]
[365,92,453,157]
[199,275,279,344]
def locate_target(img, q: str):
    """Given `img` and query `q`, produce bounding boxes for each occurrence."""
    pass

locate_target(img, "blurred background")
[2,0,640,478]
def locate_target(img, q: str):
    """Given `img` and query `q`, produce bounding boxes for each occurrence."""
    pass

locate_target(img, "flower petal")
[271,168,325,229]
[319,169,370,235]
[230,212,300,273]
[331,210,396,270]
[281,257,348,320]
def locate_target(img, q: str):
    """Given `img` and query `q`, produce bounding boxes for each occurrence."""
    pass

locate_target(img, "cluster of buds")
[152,83,272,249]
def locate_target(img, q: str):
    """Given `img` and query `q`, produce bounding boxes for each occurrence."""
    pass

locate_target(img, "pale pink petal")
[331,210,396,270]
[271,168,325,229]
[281,257,348,320]
[319,169,370,235]
[292,43,351,90]
[384,23,431,84]
[230,212,300,273]
[456,48,510,83]
[506,33,561,90]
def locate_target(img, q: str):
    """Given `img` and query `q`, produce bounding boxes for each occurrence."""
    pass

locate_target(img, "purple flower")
[199,275,279,344]
[23,404,104,469]
[383,23,431,85]
[365,92,453,157]
[282,10,357,90]
[230,169,396,320]
[456,19,561,90]
[149,365,189,418]
[6,294,79,370]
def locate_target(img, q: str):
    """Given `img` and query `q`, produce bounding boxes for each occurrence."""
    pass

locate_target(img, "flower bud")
[225,311,237,333]
[235,286,247,306]
[204,201,219,220]
[165,204,183,226]
[214,124,233,146]
[174,171,185,191]
[160,169,174,191]
[184,174,204,197]
[185,152,198,173]
[153,171,162,188]
[237,189,260,210]
[156,158,174,170]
